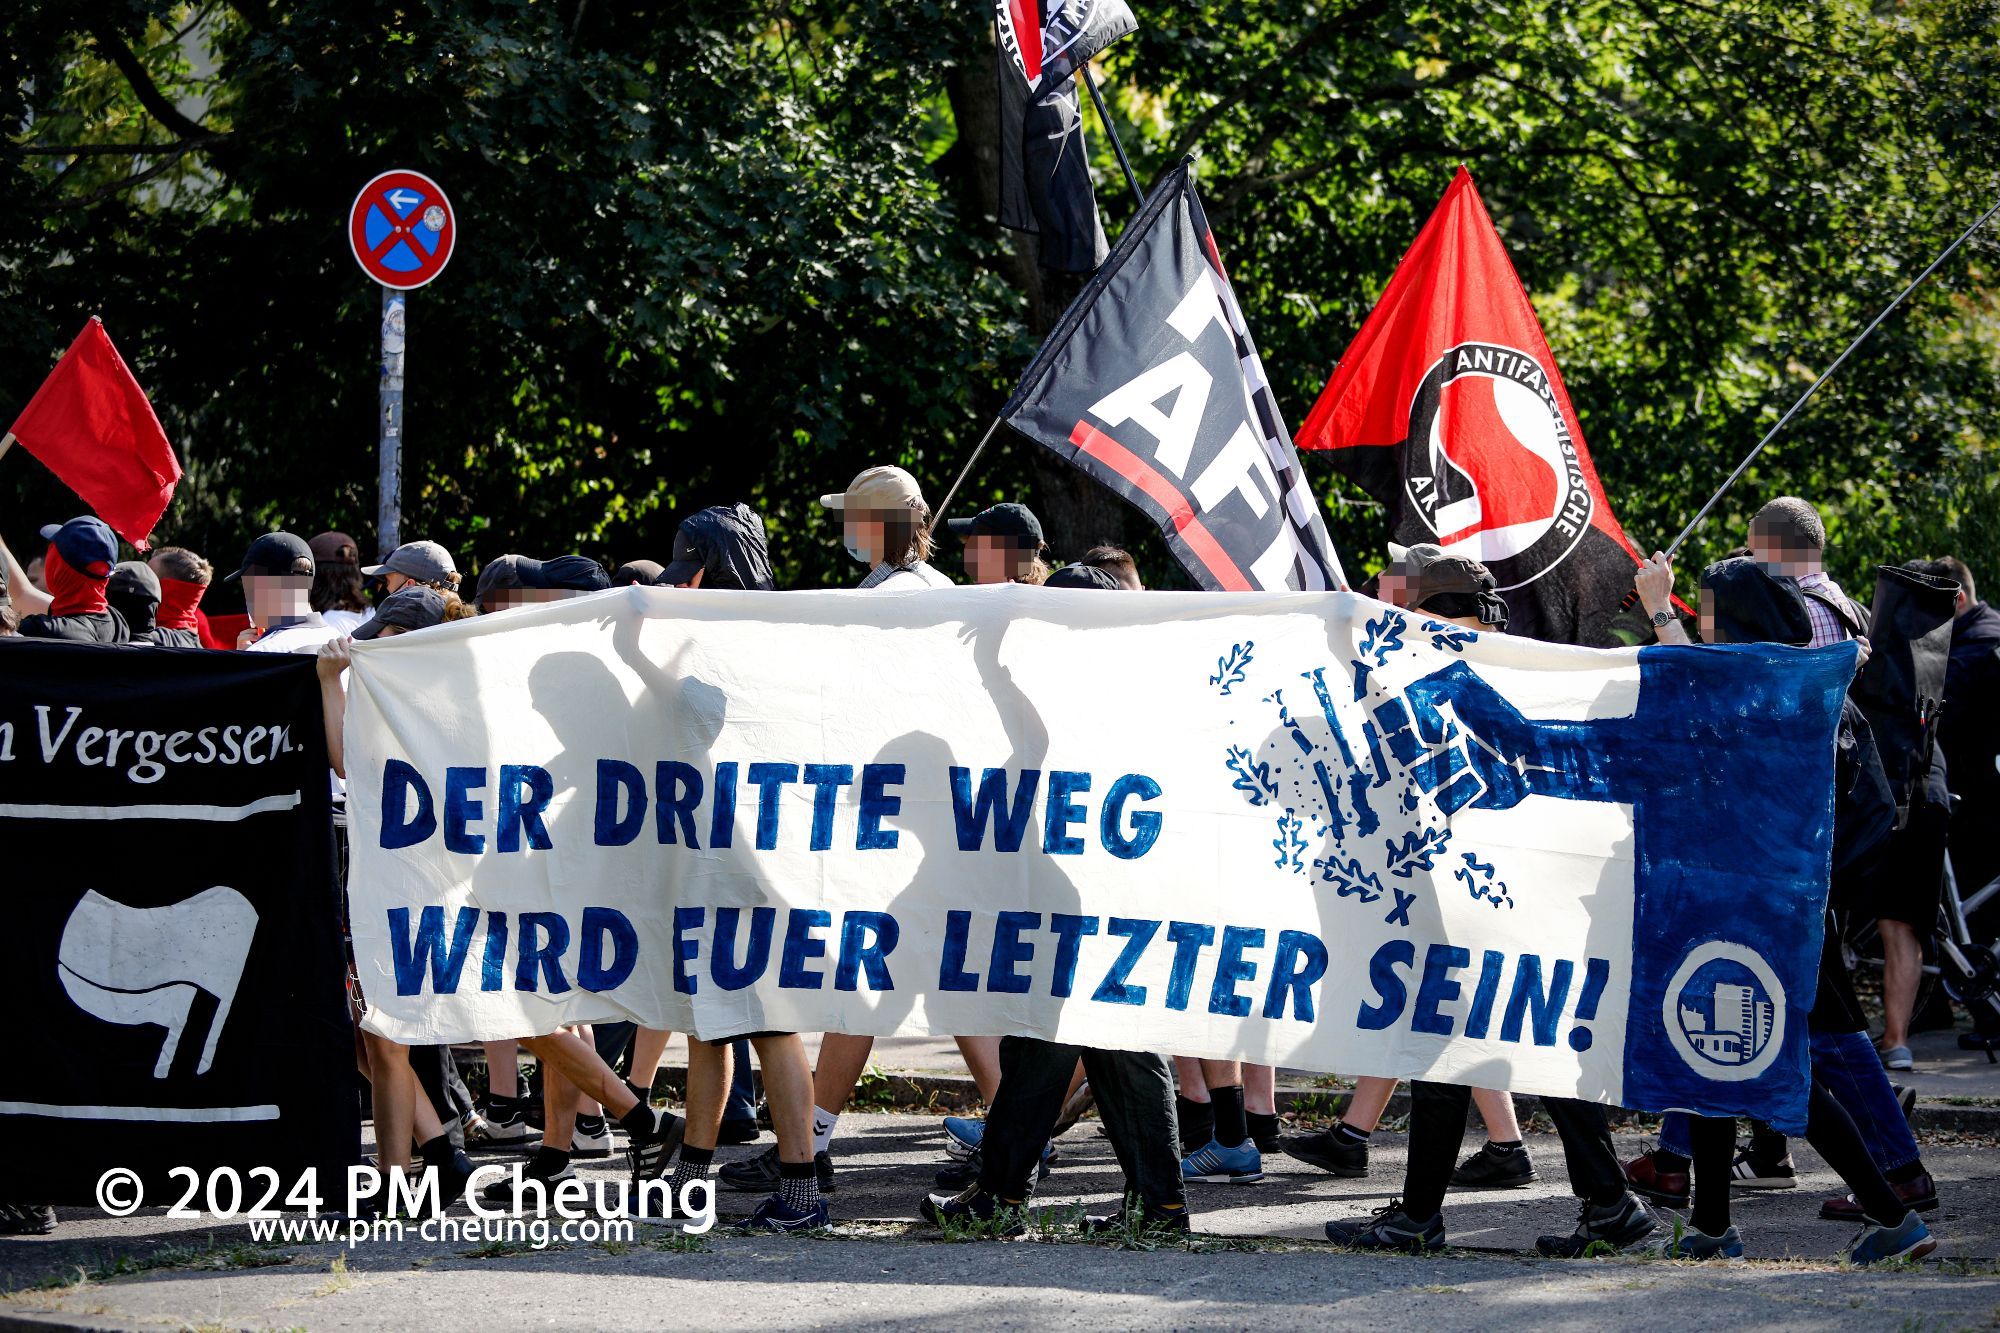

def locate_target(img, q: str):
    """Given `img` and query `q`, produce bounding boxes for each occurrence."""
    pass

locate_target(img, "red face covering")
[157,577,207,630]
[45,544,110,617]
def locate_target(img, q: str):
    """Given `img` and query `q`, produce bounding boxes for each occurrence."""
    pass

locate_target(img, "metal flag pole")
[1659,193,2000,564]
[1080,66,1144,212]
[931,415,1007,531]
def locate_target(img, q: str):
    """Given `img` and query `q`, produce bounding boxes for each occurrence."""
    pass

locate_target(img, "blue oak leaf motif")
[1314,853,1385,903]
[1385,826,1452,878]
[1273,810,1307,872]
[1210,641,1255,696]
[1420,619,1479,654]
[1455,851,1514,908]
[1358,611,1407,668]
[1224,745,1278,806]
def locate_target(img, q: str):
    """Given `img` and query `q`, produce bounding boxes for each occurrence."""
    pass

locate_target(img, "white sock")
[811,1106,839,1156]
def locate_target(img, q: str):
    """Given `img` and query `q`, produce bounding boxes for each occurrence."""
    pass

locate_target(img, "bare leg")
[754,1035,816,1165]
[628,1028,673,1097]
[1342,1075,1397,1132]
[1879,919,1922,1051]
[683,1041,730,1153]
[1244,1063,1277,1116]
[483,1041,519,1098]
[541,1059,578,1152]
[363,1033,416,1170]
[1174,1056,1209,1102]
[1198,1059,1241,1090]
[813,1032,876,1115]
[574,1025,602,1118]
[518,1030,638,1119]
[1471,1087,1522,1142]
[955,1035,1003,1104]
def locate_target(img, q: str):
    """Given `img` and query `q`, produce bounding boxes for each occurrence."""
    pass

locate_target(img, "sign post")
[347,169,456,559]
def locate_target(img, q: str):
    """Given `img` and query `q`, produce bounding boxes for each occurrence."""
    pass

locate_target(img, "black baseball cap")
[225,531,313,583]
[947,503,1045,547]
[108,560,162,606]
[474,552,610,606]
[1044,563,1121,591]
[353,584,451,639]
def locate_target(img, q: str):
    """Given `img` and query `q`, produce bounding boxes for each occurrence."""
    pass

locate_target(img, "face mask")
[845,540,871,565]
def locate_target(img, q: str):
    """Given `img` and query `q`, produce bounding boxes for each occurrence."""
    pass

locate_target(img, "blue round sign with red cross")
[348,169,456,290]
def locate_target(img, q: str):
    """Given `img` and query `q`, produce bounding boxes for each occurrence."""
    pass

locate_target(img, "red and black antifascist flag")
[1003,160,1347,591]
[995,0,1136,273]
[1296,168,1647,644]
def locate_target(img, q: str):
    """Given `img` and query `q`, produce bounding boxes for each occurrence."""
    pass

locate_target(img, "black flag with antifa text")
[996,0,1137,273]
[1,645,357,1204]
[1003,159,1349,591]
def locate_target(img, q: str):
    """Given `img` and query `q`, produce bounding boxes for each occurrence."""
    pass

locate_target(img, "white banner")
[344,585,1847,1123]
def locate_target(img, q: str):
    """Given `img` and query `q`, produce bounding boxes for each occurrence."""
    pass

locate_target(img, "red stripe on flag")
[1069,421,1253,591]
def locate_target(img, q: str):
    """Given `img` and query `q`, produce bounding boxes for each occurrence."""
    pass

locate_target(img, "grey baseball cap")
[363,540,457,584]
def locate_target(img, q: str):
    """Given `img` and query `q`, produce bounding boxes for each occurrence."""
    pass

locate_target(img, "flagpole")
[931,415,1006,531]
[1080,67,1144,212]
[1622,191,2000,609]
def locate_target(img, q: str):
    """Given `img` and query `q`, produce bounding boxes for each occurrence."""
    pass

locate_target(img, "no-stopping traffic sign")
[348,169,456,290]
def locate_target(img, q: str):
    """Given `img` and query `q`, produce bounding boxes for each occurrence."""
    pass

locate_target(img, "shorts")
[1859,798,1951,927]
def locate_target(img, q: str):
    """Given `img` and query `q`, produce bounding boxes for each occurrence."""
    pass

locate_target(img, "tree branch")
[89,21,212,143]
[48,134,227,209]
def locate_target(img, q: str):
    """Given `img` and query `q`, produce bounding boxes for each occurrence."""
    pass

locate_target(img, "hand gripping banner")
[346,586,1852,1131]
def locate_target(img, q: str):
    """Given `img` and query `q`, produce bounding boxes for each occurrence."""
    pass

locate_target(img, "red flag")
[1297,168,1648,644]
[5,318,181,549]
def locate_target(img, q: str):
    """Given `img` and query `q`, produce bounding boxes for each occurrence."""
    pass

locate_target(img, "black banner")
[1003,159,1346,591]
[0,644,357,1204]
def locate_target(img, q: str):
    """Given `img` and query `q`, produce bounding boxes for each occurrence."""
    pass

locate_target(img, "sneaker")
[1623,1148,1690,1209]
[717,1118,761,1146]
[1879,1044,1914,1072]
[919,1183,1026,1236]
[1645,1223,1745,1261]
[1450,1142,1537,1190]
[1053,1083,1096,1139]
[942,1115,984,1159]
[724,1146,836,1195]
[1730,1149,1797,1190]
[1176,1094,1214,1157]
[1083,1204,1191,1236]
[935,1144,1052,1189]
[0,1204,57,1236]
[626,1106,687,1188]
[1324,1199,1444,1252]
[478,1146,575,1207]
[1247,1111,1282,1155]
[1535,1193,1657,1257]
[572,1113,613,1159]
[1181,1138,1263,1184]
[1844,1212,1937,1265]
[738,1193,830,1234]
[1819,1172,1939,1221]
[467,1095,536,1150]
[1279,1126,1368,1178]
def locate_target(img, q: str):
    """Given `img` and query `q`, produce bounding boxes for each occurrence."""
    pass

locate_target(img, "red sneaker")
[1818,1171,1939,1222]
[1623,1148,1690,1208]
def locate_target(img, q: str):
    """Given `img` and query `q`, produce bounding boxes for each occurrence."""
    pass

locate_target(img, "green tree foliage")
[4,0,1997,605]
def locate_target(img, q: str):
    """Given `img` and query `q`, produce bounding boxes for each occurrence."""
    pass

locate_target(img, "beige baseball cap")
[819,465,926,512]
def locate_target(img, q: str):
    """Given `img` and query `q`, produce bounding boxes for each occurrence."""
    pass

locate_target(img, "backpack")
[1841,565,1961,821]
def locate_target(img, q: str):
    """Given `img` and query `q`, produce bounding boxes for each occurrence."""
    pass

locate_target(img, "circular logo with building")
[1662,941,1786,1081]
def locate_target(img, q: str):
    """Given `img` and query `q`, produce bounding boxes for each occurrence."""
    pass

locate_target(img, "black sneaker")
[478,1146,575,1208]
[718,1118,761,1146]
[0,1204,57,1236]
[1324,1199,1443,1252]
[1176,1094,1214,1157]
[1450,1142,1537,1190]
[1083,1204,1191,1236]
[467,1094,536,1151]
[1280,1126,1369,1177]
[722,1144,781,1193]
[1534,1193,1657,1257]
[919,1184,1026,1237]
[1247,1111,1282,1155]
[414,1136,476,1212]
[1728,1149,1797,1190]
[813,1150,836,1195]
[626,1106,687,1189]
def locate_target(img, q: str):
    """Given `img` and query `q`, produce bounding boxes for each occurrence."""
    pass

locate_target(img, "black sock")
[618,1102,657,1139]
[1884,1159,1927,1185]
[530,1145,572,1177]
[1247,1111,1280,1147]
[416,1133,453,1167]
[1334,1121,1372,1144]
[1176,1095,1213,1150]
[1211,1085,1248,1148]
[624,1078,650,1108]
[1689,1116,1735,1236]
[778,1159,818,1211]
[576,1113,605,1135]
[1485,1138,1523,1155]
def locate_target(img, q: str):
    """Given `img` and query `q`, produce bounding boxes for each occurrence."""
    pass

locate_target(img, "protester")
[1324,548,1659,1256]
[364,540,463,598]
[1043,563,1122,591]
[24,551,47,594]
[310,531,370,633]
[817,465,952,589]
[950,503,1050,585]
[1624,552,1940,1261]
[229,532,342,654]
[1076,544,1142,590]
[9,517,130,644]
[611,559,664,587]
[475,553,611,610]
[146,545,211,648]
[1931,556,2000,938]
[105,561,162,643]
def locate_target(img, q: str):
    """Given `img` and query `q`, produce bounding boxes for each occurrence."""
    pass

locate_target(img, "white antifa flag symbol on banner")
[345,585,1852,1132]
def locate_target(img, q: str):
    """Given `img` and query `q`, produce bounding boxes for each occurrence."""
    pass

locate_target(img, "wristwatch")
[1650,608,1676,628]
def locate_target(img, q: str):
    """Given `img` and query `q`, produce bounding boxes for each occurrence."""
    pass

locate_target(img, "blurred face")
[1698,587,1718,643]
[965,535,1033,585]
[842,510,889,565]
[243,573,312,627]
[383,570,413,594]
[672,567,706,590]
[1376,569,1411,608]
[1749,526,1820,576]
[25,555,46,592]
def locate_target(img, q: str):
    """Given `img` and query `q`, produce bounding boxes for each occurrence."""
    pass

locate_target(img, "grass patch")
[9,1237,292,1294]
[459,1239,570,1260]
[643,1228,711,1254]
[313,1253,354,1297]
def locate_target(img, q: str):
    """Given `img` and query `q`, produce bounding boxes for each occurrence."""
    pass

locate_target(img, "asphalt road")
[6,1111,1999,1331]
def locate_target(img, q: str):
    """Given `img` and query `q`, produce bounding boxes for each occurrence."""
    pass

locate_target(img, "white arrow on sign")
[388,189,418,211]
